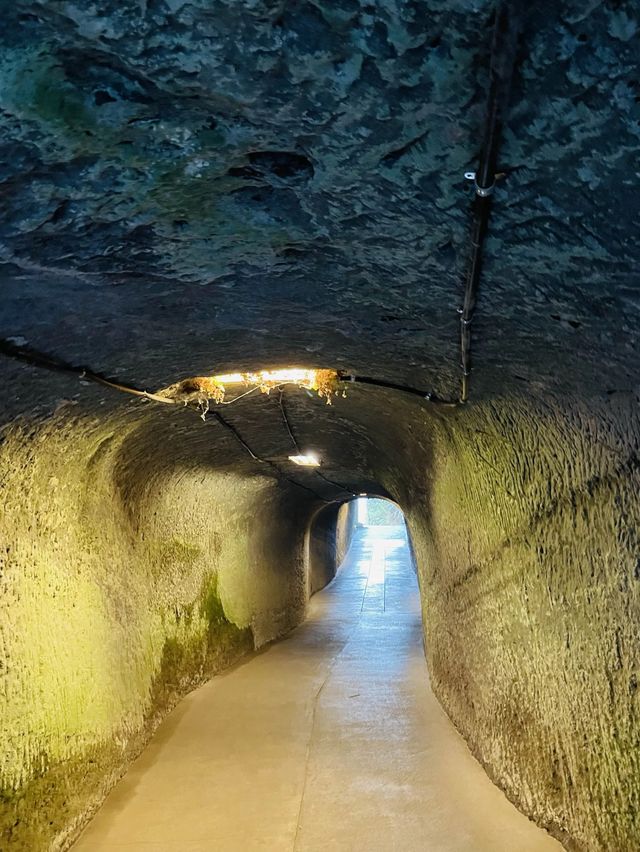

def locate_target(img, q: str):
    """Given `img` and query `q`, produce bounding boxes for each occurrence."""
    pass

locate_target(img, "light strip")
[213,369,319,388]
[288,453,320,467]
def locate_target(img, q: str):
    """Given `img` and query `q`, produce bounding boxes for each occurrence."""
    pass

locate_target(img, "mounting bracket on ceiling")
[458,0,524,403]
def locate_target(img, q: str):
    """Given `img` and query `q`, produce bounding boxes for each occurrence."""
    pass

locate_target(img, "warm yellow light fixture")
[210,368,342,404]
[288,453,320,467]
[210,372,246,385]
[157,368,343,407]
[213,368,318,387]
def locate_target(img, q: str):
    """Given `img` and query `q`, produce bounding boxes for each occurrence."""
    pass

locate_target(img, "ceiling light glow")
[211,368,341,404]
[288,453,320,467]
[213,368,320,390]
[158,368,343,407]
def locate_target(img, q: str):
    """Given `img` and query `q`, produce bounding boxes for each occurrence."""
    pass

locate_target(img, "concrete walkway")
[75,525,561,852]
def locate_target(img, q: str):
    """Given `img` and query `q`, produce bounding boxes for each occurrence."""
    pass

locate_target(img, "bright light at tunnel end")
[288,453,320,467]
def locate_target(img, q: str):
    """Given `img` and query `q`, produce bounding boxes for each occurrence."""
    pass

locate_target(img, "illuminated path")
[75,526,560,852]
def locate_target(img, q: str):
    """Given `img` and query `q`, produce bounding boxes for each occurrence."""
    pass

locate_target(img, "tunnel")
[0,1,639,850]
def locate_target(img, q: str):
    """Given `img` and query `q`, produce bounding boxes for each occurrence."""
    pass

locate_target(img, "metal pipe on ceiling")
[459,0,524,403]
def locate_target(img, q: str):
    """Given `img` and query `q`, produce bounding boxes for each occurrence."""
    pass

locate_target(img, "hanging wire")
[212,408,329,501]
[219,386,261,405]
[277,387,358,498]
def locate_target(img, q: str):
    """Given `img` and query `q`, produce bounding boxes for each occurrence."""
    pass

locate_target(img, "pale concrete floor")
[74,525,561,852]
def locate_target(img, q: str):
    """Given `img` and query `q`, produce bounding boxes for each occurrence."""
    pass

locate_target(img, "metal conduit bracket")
[456,0,524,404]
[465,170,495,197]
[475,181,495,197]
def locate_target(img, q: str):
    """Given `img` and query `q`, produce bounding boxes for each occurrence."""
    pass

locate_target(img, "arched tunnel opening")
[307,495,411,602]
[1,2,639,851]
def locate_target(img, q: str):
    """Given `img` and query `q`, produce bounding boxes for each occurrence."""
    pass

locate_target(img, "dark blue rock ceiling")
[1,1,638,400]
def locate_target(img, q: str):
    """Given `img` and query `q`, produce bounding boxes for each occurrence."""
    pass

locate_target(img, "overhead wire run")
[336,372,458,406]
[458,0,524,403]
[211,411,263,462]
[315,470,358,498]
[0,336,177,405]
[0,338,458,411]
[0,336,328,501]
[277,388,300,452]
[212,409,329,501]
[277,388,358,498]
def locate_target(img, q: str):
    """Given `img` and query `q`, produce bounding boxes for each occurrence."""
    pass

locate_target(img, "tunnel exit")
[355,496,405,527]
[350,498,413,614]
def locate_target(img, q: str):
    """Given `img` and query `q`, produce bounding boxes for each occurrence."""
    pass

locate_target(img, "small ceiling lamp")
[288,452,320,467]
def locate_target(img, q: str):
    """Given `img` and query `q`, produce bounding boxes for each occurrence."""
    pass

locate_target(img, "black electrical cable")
[277,389,301,452]
[459,0,524,403]
[208,410,329,501]
[211,411,264,462]
[0,338,457,411]
[315,470,358,498]
[0,336,174,404]
[277,389,358,498]
[0,336,329,501]
[337,373,458,406]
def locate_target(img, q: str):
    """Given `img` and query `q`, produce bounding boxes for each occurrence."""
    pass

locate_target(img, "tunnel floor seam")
[292,617,363,851]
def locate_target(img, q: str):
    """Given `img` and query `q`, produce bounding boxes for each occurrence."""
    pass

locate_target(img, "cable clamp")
[464,171,494,197]
[337,371,356,383]
[475,181,494,197]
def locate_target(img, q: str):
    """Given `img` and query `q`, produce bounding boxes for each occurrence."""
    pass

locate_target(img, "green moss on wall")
[0,408,310,851]
[401,396,640,851]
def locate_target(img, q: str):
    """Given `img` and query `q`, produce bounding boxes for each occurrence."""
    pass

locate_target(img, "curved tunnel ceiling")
[1,0,639,495]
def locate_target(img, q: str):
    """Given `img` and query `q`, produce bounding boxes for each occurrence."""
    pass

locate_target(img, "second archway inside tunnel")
[307,496,414,613]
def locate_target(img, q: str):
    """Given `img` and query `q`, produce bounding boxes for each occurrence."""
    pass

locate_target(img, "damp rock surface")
[1,2,639,851]
[0,1,638,396]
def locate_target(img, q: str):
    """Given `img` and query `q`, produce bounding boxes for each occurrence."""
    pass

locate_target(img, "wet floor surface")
[74,525,561,852]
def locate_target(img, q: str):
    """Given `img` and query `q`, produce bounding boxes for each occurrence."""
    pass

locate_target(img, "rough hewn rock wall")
[402,395,640,851]
[0,0,638,849]
[336,501,359,567]
[1,376,639,852]
[0,405,319,851]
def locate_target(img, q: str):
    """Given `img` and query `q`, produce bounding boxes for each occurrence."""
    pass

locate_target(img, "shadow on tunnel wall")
[0,398,346,851]
[306,499,359,597]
